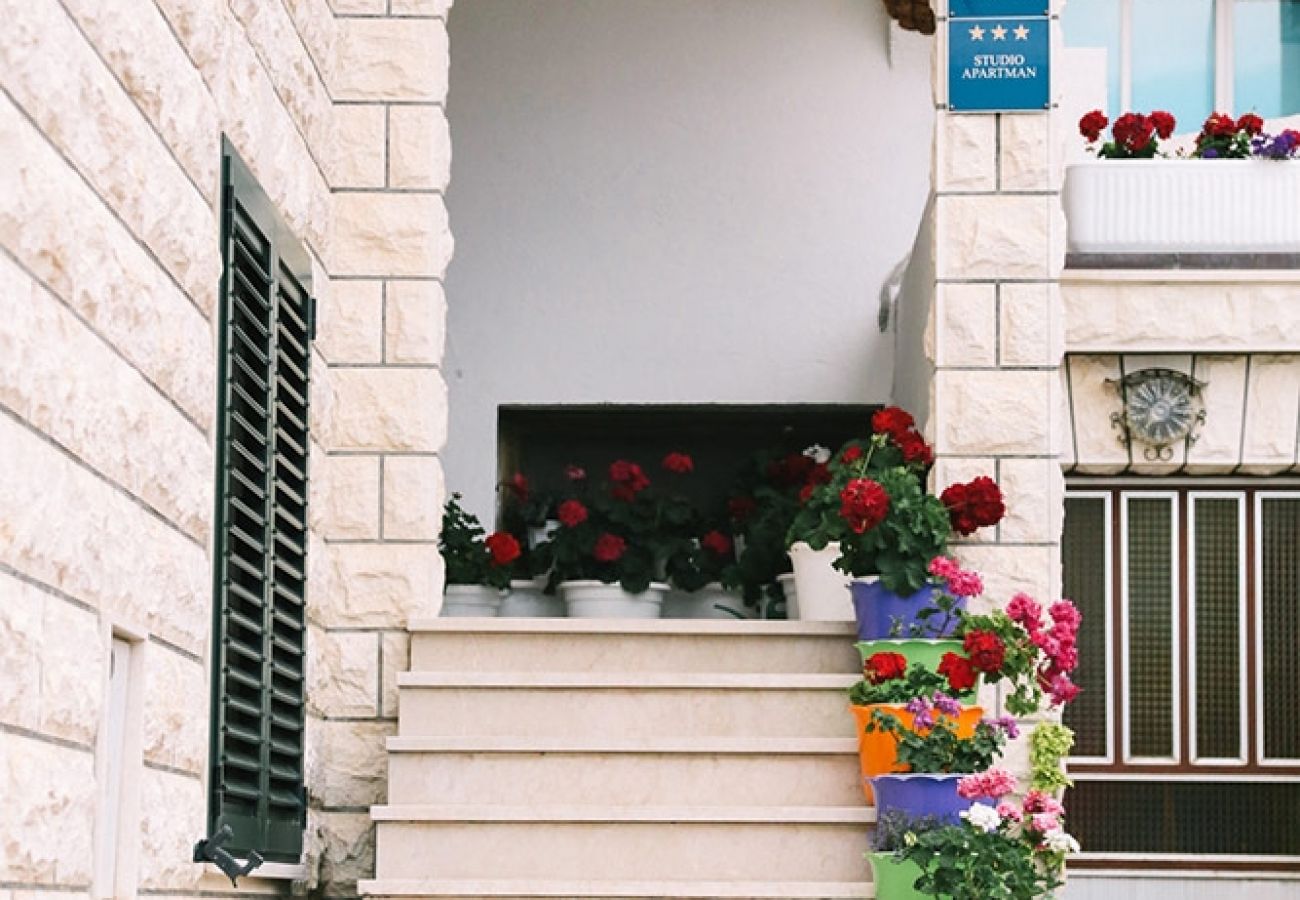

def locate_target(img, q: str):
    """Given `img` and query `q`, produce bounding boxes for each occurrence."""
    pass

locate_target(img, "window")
[1063,0,1300,124]
[209,145,314,863]
[1062,488,1300,866]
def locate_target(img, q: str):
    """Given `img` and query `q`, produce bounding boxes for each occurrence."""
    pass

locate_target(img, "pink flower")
[928,556,983,598]
[1007,593,1044,631]
[997,802,1024,822]
[1048,672,1080,705]
[958,767,1018,800]
[1024,791,1066,816]
[928,556,959,579]
[1031,813,1061,834]
[1049,600,1082,636]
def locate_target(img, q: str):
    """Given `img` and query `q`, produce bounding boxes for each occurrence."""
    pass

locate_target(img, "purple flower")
[1203,147,1219,159]
[932,692,962,717]
[995,715,1021,739]
[904,697,928,715]
[912,708,936,731]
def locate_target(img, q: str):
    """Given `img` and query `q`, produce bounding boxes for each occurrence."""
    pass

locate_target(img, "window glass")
[1132,0,1216,126]
[1062,496,1111,759]
[1062,0,1124,117]
[1260,496,1300,760]
[1192,497,1242,761]
[1126,496,1175,760]
[1235,0,1300,118]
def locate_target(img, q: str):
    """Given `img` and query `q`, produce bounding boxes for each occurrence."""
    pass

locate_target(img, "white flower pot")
[662,583,750,620]
[776,573,798,618]
[559,580,666,619]
[1064,160,1300,254]
[441,584,504,617]
[500,577,566,617]
[787,541,852,621]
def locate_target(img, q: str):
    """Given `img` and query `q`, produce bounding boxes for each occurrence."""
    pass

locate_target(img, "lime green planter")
[868,852,929,899]
[856,638,963,672]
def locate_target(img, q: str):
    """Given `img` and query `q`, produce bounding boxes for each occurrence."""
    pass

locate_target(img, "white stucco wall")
[444,0,934,519]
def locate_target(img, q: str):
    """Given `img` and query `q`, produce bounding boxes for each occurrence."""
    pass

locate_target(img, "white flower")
[802,444,831,464]
[961,802,1002,833]
[1041,828,1080,854]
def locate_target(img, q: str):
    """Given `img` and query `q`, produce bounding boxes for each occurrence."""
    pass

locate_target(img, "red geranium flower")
[701,530,733,558]
[557,499,588,528]
[963,630,1007,674]
[941,476,1006,536]
[768,452,815,486]
[840,444,863,465]
[896,430,934,466]
[592,533,627,563]
[1112,112,1155,153]
[1203,112,1237,137]
[506,473,530,503]
[485,531,521,566]
[799,483,815,504]
[871,406,915,440]
[1149,110,1176,140]
[728,496,757,522]
[609,460,650,501]
[864,651,908,684]
[1078,109,1109,142]
[662,452,694,474]
[808,462,831,485]
[938,652,977,692]
[839,478,890,534]
[1237,113,1264,136]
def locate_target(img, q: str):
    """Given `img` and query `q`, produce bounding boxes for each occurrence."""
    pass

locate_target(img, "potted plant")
[540,458,673,618]
[439,494,521,616]
[864,697,1016,820]
[1066,108,1300,254]
[496,472,566,617]
[890,772,1079,899]
[724,448,809,618]
[662,527,750,619]
[868,811,945,900]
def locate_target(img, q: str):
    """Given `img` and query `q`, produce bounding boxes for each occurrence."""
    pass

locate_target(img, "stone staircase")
[359,618,876,900]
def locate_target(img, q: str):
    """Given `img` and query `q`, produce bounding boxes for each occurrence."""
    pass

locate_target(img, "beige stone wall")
[1,0,451,897]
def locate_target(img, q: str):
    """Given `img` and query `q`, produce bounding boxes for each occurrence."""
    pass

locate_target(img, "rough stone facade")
[0,0,451,896]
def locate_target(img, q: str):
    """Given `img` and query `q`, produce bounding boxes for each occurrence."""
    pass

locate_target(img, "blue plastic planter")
[851,578,963,640]
[869,773,988,825]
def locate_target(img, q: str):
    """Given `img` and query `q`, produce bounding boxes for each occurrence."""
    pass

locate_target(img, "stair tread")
[386,735,859,754]
[359,878,875,898]
[408,619,858,636]
[398,671,858,689]
[371,804,876,824]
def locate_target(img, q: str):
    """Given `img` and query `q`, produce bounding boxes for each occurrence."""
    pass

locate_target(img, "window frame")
[1064,482,1300,871]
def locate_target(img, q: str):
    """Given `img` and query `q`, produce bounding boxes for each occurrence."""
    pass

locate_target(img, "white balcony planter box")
[1064,160,1300,254]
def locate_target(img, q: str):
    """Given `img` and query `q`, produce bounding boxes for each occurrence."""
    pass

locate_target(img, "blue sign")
[949,0,1049,16]
[948,15,1050,112]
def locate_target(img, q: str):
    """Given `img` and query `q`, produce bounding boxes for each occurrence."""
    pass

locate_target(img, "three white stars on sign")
[968,23,1032,41]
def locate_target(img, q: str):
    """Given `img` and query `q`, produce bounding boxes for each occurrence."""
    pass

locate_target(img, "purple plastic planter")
[869,773,989,825]
[851,578,963,641]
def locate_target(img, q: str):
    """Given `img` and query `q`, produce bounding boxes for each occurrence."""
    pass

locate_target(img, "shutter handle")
[192,824,264,886]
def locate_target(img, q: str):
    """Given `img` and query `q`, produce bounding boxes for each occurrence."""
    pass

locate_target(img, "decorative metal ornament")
[1106,368,1207,461]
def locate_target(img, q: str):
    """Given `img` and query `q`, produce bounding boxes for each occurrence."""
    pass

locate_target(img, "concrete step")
[407,619,861,675]
[395,672,860,740]
[359,878,875,898]
[385,736,862,807]
[370,806,874,884]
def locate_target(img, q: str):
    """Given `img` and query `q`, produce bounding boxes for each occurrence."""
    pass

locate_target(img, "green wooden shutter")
[210,147,313,863]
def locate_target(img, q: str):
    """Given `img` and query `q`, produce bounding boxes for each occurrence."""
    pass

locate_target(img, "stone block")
[329,368,448,452]
[0,260,213,543]
[333,18,449,102]
[309,630,379,718]
[936,195,1052,280]
[1241,355,1300,472]
[38,599,103,747]
[333,192,454,278]
[315,454,381,540]
[934,283,996,368]
[937,114,996,192]
[319,279,383,364]
[58,0,221,202]
[1184,355,1248,473]
[935,370,1055,455]
[999,114,1055,191]
[320,543,442,627]
[1064,354,1128,474]
[998,457,1064,545]
[0,93,216,431]
[330,0,385,12]
[0,415,209,657]
[391,0,455,14]
[311,810,374,899]
[1,0,222,315]
[385,280,447,364]
[955,544,1057,607]
[0,732,96,885]
[383,456,444,540]
[1001,282,1063,367]
[380,630,410,718]
[388,105,451,191]
[332,104,386,189]
[136,768,205,892]
[0,574,43,732]
[141,645,207,775]
[314,720,395,807]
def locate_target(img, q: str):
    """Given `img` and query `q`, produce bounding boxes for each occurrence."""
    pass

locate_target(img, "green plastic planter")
[868,852,929,899]
[856,638,963,672]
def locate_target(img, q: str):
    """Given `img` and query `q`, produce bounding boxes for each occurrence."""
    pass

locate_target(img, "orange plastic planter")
[849,703,984,802]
